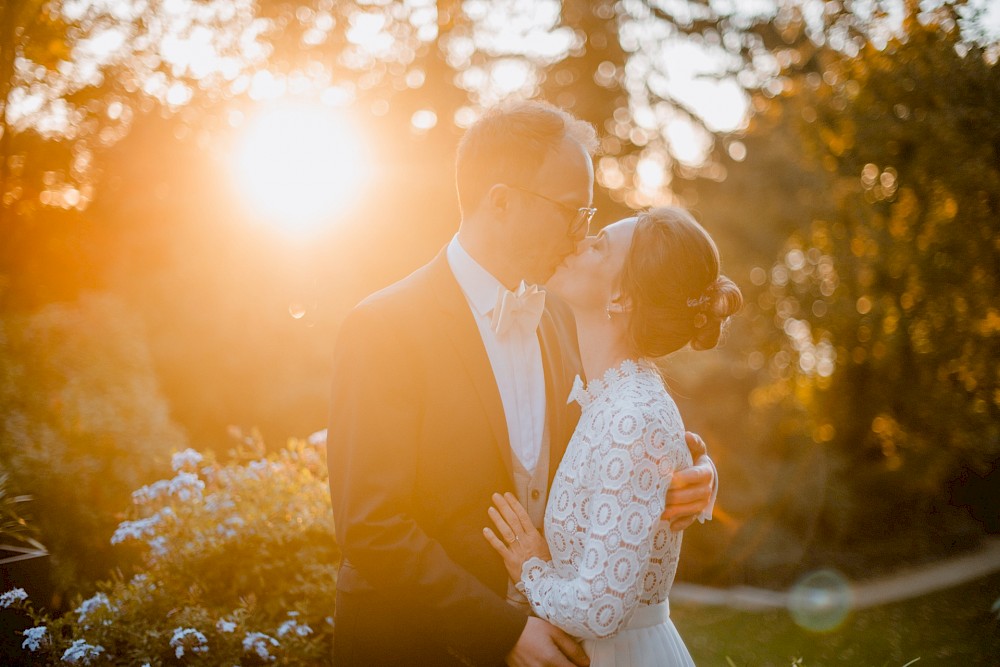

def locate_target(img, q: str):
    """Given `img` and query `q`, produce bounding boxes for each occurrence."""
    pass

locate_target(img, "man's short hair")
[455,101,598,216]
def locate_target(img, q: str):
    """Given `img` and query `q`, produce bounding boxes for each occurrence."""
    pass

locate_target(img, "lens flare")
[788,569,853,632]
[234,102,369,233]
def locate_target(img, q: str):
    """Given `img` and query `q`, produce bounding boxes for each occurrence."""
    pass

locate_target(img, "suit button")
[530,489,540,501]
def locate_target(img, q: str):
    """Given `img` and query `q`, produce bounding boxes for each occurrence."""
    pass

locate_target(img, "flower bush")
[3,432,338,665]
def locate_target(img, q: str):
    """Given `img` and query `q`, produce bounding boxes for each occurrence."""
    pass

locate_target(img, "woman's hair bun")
[690,275,743,351]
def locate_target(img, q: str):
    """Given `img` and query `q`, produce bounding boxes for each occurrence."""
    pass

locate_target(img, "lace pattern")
[518,359,692,640]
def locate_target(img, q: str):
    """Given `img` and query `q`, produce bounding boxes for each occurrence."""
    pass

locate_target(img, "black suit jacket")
[327,248,581,666]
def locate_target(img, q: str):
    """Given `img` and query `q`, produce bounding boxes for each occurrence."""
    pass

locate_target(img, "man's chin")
[528,267,557,286]
[544,265,570,294]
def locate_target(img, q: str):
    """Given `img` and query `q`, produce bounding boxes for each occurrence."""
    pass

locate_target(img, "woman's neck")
[573,309,633,383]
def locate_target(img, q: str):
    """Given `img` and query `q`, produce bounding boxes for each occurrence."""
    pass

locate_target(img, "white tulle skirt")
[582,601,695,667]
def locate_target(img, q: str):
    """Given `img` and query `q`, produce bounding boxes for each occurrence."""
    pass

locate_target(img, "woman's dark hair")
[619,207,743,358]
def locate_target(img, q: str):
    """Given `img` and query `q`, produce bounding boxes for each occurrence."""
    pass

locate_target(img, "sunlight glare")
[234,103,369,233]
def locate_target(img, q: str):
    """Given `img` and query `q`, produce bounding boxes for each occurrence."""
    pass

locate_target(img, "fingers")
[506,492,535,531]
[487,506,517,544]
[492,492,529,534]
[512,618,590,667]
[684,430,707,459]
[551,629,590,667]
[668,463,712,489]
[666,475,711,498]
[482,526,509,555]
[665,483,711,506]
[663,465,712,522]
[662,501,708,522]
[669,515,697,532]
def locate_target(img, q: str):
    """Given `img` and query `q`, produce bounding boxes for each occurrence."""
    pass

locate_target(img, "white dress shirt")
[447,236,546,472]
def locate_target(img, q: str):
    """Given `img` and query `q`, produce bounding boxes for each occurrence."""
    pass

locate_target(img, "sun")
[233,103,369,233]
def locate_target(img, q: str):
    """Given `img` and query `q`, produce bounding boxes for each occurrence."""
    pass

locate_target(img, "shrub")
[2,432,339,665]
[0,293,186,596]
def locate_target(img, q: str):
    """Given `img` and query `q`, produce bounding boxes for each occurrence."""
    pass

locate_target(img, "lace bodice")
[518,359,692,640]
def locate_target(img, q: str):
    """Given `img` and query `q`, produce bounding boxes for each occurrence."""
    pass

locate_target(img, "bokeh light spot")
[788,569,853,632]
[410,109,438,131]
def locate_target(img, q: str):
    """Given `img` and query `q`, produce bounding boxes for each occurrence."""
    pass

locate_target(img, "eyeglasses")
[508,184,597,238]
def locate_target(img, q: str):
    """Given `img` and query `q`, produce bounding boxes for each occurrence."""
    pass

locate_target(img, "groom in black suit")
[327,102,716,666]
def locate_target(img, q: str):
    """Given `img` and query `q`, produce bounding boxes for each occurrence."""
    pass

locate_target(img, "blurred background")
[0,0,998,658]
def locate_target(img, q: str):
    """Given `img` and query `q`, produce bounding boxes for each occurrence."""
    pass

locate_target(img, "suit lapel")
[427,250,514,480]
[537,305,579,489]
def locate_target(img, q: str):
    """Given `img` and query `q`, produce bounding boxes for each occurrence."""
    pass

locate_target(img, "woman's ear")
[608,293,632,314]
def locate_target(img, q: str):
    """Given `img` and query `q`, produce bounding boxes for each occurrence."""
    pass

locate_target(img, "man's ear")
[486,184,509,215]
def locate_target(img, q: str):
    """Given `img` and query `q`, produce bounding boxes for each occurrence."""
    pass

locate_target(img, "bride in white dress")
[484,207,742,666]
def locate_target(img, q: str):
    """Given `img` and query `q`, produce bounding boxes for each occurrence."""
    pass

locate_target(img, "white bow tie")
[490,281,545,338]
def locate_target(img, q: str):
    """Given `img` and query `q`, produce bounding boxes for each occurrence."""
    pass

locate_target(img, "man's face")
[507,136,595,285]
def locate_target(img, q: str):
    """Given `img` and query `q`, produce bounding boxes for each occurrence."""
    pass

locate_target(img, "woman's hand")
[483,492,551,582]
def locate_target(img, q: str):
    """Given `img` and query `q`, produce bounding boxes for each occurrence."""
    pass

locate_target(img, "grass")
[672,571,1000,666]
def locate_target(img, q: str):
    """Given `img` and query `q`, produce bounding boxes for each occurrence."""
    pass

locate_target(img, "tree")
[748,3,999,560]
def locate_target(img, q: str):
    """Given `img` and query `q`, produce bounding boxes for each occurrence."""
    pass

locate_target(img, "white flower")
[0,587,27,608]
[246,459,278,479]
[171,448,204,472]
[61,639,105,665]
[168,472,205,503]
[21,625,46,651]
[276,619,312,638]
[75,593,113,624]
[110,514,161,545]
[147,536,168,558]
[307,429,327,446]
[170,627,209,658]
[242,632,279,661]
[204,495,236,513]
[132,479,171,505]
[216,619,237,633]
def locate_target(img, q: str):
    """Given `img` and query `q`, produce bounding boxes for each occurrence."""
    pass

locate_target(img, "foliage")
[0,0,270,217]
[0,0,996,605]
[1,434,338,666]
[0,0,782,234]
[0,292,185,596]
[668,2,999,583]
[0,469,45,553]
[755,6,999,530]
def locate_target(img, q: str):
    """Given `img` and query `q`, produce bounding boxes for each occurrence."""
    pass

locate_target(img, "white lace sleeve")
[518,400,684,639]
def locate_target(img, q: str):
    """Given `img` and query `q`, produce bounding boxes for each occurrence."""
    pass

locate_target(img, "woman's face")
[545,216,637,310]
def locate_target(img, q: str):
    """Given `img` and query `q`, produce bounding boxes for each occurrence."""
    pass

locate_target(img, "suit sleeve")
[327,302,527,664]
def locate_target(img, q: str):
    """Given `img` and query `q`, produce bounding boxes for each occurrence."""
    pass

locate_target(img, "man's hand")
[506,617,590,667]
[662,431,715,532]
